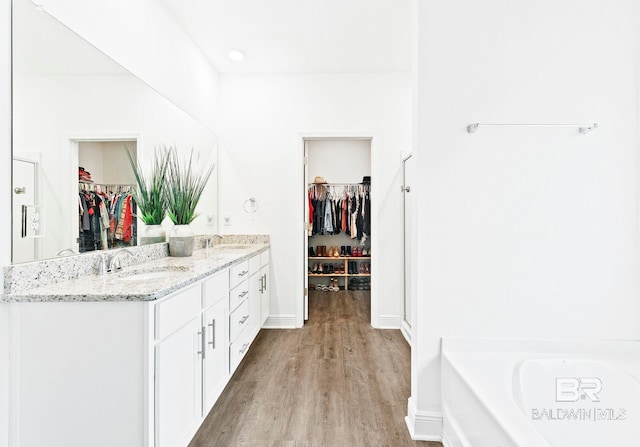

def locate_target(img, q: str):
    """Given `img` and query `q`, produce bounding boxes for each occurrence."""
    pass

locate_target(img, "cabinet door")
[260,265,270,325]
[203,299,228,415]
[155,317,203,447]
[249,272,262,338]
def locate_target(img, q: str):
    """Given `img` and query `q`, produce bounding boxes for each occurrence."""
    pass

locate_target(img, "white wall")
[219,73,411,327]
[78,141,136,186]
[307,139,371,183]
[409,0,640,440]
[0,0,11,443]
[35,0,219,131]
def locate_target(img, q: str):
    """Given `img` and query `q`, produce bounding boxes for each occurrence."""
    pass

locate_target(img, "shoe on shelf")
[346,246,352,256]
[309,246,316,257]
[340,246,346,256]
[362,247,369,256]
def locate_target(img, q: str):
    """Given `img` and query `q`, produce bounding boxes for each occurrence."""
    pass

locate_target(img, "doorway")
[401,154,413,343]
[71,137,138,253]
[303,137,373,323]
[12,156,39,263]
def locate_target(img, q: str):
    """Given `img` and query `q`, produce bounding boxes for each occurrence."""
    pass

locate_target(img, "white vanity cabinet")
[229,260,252,374]
[259,249,270,325]
[202,271,229,415]
[154,283,203,447]
[8,248,270,447]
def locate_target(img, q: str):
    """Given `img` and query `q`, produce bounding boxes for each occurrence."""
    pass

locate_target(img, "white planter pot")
[140,224,166,245]
[169,224,195,257]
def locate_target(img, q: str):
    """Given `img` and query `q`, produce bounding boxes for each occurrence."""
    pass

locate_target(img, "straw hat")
[313,176,327,184]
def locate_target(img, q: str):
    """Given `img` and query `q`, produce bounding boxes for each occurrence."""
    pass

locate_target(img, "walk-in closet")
[77,140,137,252]
[305,138,372,321]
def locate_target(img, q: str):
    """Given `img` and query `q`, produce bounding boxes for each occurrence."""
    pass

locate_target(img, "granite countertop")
[3,243,269,303]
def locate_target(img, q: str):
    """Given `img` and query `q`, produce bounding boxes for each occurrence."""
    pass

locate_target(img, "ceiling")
[160,0,412,74]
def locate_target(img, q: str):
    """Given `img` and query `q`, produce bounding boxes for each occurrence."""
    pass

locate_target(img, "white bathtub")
[441,339,640,447]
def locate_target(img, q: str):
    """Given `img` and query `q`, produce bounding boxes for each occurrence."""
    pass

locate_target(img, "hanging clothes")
[78,184,136,252]
[307,183,370,240]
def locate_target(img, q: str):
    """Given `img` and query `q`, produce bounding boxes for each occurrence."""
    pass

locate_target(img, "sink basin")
[118,271,170,281]
[213,244,251,250]
[118,266,189,281]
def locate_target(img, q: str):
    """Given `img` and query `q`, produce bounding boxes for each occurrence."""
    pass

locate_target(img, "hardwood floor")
[189,290,441,447]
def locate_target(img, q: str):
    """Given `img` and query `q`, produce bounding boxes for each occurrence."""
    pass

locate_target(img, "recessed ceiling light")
[228,50,246,62]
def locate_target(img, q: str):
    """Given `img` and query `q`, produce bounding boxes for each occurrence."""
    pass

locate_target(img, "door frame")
[400,152,413,344]
[297,132,379,327]
[12,155,41,261]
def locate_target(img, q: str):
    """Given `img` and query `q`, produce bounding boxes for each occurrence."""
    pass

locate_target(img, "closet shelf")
[309,273,371,277]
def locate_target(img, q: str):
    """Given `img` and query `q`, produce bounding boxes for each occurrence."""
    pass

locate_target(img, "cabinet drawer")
[229,279,249,312]
[229,260,250,289]
[260,249,270,267]
[155,283,201,340]
[229,326,252,374]
[203,270,229,308]
[229,299,250,342]
[249,254,260,276]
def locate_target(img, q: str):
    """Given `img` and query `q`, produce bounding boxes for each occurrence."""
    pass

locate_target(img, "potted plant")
[165,146,214,256]
[127,146,170,245]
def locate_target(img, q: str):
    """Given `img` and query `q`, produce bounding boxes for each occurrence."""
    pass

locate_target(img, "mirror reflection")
[12,0,218,263]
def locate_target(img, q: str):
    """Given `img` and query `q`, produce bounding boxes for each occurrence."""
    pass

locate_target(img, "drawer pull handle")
[208,319,215,349]
[238,270,249,277]
[198,328,206,359]
[239,315,249,324]
[239,343,250,354]
[239,291,248,298]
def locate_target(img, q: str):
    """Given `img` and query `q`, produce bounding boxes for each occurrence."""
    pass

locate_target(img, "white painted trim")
[441,430,454,447]
[297,131,380,328]
[8,305,19,447]
[400,319,412,346]
[378,314,402,329]
[263,315,297,329]
[405,397,443,442]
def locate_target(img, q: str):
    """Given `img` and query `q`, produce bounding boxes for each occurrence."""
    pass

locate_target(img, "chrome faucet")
[106,248,133,272]
[56,248,78,256]
[205,234,224,248]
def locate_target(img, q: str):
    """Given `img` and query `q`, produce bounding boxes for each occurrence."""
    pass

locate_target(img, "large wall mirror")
[11,0,219,263]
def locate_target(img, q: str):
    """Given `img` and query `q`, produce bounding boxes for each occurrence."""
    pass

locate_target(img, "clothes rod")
[466,123,598,134]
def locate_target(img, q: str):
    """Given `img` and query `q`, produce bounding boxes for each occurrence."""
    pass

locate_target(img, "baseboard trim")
[400,320,411,345]
[263,315,297,329]
[441,430,453,447]
[405,397,443,442]
[377,314,402,329]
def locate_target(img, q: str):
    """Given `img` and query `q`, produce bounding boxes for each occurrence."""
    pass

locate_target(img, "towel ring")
[243,197,258,214]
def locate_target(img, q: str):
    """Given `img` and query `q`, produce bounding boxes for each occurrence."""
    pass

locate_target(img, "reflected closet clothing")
[78,188,136,252]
